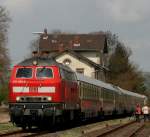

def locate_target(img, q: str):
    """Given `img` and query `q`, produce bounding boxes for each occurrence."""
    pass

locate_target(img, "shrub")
[0,82,9,105]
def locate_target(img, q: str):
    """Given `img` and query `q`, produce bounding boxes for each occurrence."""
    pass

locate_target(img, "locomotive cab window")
[16,68,32,78]
[36,67,53,78]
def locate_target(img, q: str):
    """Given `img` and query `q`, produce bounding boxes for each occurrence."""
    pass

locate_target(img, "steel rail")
[81,120,145,137]
[0,130,25,137]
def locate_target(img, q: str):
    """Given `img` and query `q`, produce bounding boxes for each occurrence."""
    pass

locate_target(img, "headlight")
[33,60,38,65]
[16,96,20,101]
[47,97,52,101]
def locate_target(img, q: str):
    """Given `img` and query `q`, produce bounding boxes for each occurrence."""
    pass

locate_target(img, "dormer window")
[51,39,57,43]
[73,43,80,47]
[73,36,80,47]
[43,35,48,40]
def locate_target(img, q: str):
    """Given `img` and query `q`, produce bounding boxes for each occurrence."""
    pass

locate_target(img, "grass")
[0,123,19,132]
[144,122,150,128]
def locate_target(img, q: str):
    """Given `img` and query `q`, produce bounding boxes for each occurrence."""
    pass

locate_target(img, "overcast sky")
[1,0,150,71]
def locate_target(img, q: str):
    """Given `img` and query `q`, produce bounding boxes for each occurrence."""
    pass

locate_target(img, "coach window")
[80,82,83,98]
[79,82,82,98]
[109,91,112,98]
[67,71,71,80]
[60,69,65,79]
[85,83,88,99]
[97,88,99,99]
[92,85,95,99]
[101,88,104,98]
[102,88,106,99]
[16,68,32,78]
[70,72,76,81]
[95,87,97,99]
[62,70,68,80]
[88,84,90,99]
[98,87,101,100]
[96,87,98,100]
[89,84,91,99]
[83,87,85,99]
[84,83,87,99]
[84,83,86,99]
[36,68,53,78]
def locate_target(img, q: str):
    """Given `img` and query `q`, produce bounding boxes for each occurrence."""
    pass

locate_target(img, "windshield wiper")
[38,67,46,73]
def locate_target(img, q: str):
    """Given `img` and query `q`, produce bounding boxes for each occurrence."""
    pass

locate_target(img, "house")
[37,29,109,81]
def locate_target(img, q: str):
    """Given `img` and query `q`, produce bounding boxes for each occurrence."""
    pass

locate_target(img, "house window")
[76,68,84,74]
[63,59,71,65]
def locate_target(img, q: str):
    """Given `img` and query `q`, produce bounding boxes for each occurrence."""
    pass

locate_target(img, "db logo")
[29,87,38,92]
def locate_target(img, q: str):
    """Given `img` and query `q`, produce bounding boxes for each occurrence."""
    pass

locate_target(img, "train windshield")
[36,67,53,78]
[16,68,32,78]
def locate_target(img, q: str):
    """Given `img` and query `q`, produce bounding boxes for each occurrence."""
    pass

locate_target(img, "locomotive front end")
[9,62,64,128]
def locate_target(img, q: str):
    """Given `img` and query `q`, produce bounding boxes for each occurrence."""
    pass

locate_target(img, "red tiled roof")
[39,34,107,52]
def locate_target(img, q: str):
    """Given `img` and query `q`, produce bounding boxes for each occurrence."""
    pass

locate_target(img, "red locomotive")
[9,57,146,129]
[9,57,79,129]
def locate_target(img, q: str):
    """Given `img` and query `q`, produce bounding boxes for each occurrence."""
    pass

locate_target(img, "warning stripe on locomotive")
[38,87,55,93]
[13,87,29,93]
[13,86,55,93]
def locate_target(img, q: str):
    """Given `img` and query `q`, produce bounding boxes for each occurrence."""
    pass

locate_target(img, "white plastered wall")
[56,53,95,77]
[80,52,100,64]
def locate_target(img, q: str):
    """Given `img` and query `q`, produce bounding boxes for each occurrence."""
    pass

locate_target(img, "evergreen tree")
[107,41,146,94]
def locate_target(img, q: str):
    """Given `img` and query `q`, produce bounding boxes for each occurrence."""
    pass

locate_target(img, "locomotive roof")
[16,57,73,72]
[75,73,118,93]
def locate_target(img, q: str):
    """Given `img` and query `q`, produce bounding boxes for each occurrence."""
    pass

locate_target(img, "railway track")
[0,129,38,137]
[0,126,63,137]
[0,118,141,137]
[81,121,145,137]
[0,129,55,137]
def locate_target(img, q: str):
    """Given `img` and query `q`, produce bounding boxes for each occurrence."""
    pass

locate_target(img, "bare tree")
[0,6,11,104]
[0,6,11,72]
[30,38,39,51]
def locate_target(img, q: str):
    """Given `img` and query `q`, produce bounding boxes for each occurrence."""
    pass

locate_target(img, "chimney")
[58,43,64,52]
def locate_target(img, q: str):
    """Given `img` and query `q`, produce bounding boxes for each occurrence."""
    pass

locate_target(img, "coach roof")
[117,87,145,98]
[76,72,118,92]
